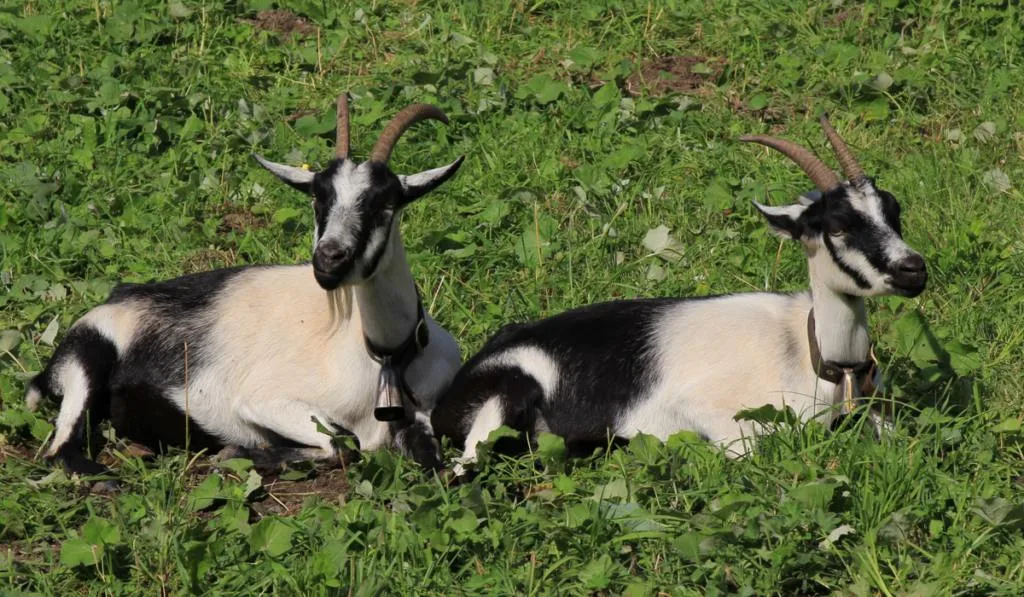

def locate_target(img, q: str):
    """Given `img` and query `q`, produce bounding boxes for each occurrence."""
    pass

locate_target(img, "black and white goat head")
[26,95,464,478]
[429,116,925,474]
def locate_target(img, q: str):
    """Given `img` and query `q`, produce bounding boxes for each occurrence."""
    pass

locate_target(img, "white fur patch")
[75,303,142,353]
[615,293,838,449]
[46,360,90,457]
[25,385,42,411]
[454,396,504,474]
[479,346,560,398]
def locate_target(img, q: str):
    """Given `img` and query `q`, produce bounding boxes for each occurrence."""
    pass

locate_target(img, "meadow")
[1,0,1023,594]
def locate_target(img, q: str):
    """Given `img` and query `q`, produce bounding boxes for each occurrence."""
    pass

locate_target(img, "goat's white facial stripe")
[316,162,373,249]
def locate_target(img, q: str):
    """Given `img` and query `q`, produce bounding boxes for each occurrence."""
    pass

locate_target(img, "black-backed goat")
[27,96,464,475]
[430,117,927,473]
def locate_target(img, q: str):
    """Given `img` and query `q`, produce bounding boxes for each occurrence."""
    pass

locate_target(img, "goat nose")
[896,253,926,274]
[313,241,352,271]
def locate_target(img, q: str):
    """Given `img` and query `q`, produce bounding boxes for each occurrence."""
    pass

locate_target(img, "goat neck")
[805,250,871,365]
[352,224,420,350]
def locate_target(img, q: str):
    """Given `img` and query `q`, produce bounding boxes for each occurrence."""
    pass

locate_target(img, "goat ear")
[398,156,464,205]
[753,201,806,239]
[253,154,315,194]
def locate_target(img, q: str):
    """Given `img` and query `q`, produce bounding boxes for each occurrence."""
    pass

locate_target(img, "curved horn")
[369,104,449,164]
[335,93,350,159]
[739,135,841,192]
[819,115,865,182]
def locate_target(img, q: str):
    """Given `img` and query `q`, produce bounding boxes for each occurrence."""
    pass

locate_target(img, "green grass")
[2,0,1024,594]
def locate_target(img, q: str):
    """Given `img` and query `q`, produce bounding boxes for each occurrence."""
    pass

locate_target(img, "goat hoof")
[212,445,247,462]
[90,480,121,495]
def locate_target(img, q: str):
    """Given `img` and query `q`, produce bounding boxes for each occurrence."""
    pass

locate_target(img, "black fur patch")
[107,266,252,388]
[432,298,677,450]
[108,382,223,455]
[392,419,443,471]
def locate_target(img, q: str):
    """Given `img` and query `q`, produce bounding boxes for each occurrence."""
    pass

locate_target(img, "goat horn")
[819,114,865,182]
[335,93,350,159]
[369,104,449,164]
[739,135,841,192]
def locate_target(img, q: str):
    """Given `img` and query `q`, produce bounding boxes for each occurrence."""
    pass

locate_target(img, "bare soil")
[624,55,724,97]
[240,10,317,38]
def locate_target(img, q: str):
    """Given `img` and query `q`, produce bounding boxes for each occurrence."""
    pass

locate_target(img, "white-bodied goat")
[430,116,927,473]
[27,95,463,475]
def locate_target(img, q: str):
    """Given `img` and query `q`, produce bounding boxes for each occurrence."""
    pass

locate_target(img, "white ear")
[398,156,465,204]
[253,154,315,193]
[753,201,807,239]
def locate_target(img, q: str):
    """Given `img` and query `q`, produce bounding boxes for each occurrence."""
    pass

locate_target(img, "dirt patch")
[221,212,265,233]
[210,201,267,234]
[828,8,858,27]
[251,467,350,516]
[181,248,238,274]
[624,55,723,97]
[240,10,317,38]
[0,443,36,465]
[1,540,60,564]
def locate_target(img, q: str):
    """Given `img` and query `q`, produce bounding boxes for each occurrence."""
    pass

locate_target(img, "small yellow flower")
[300,163,310,171]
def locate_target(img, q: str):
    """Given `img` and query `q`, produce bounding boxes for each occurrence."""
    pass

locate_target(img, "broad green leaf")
[60,537,101,567]
[973,121,996,143]
[599,501,668,533]
[535,432,567,466]
[992,418,1022,433]
[703,178,733,210]
[446,508,479,535]
[187,474,225,512]
[478,199,510,224]
[473,67,495,86]
[787,481,836,509]
[973,497,1024,529]
[592,83,619,109]
[81,517,121,546]
[168,0,193,19]
[734,404,798,425]
[248,517,295,557]
[0,330,21,353]
[578,554,615,590]
[642,225,684,262]
[567,46,601,70]
[272,207,302,225]
[747,92,769,110]
[591,478,628,502]
[514,211,558,267]
[39,316,59,346]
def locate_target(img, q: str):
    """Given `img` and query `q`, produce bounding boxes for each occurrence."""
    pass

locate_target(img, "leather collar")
[364,289,430,421]
[807,309,877,409]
